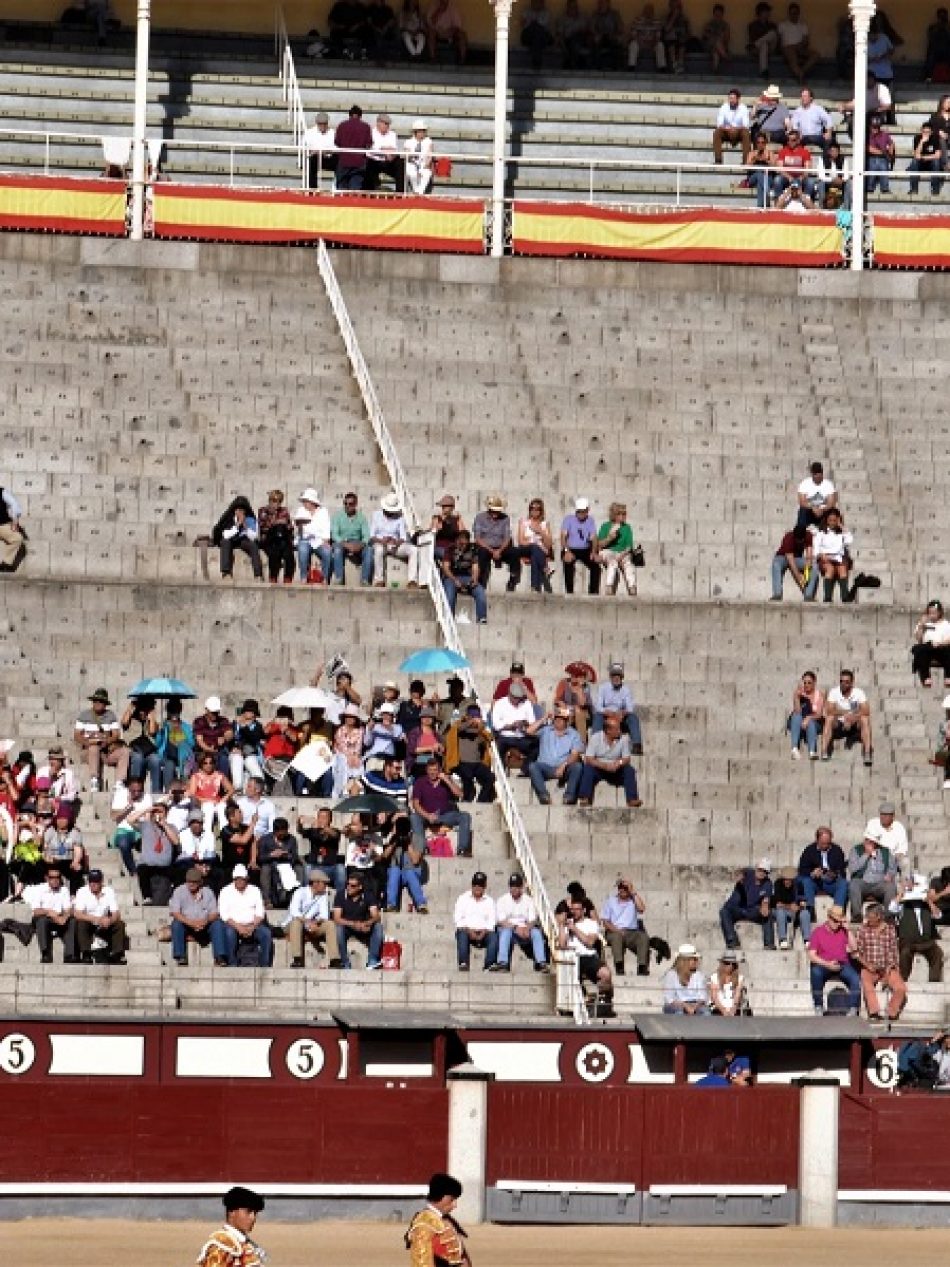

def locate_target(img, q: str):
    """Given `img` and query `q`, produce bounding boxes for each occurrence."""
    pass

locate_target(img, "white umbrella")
[271,687,343,723]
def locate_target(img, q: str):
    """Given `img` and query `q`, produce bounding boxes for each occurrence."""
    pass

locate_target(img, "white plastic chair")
[101,135,132,174]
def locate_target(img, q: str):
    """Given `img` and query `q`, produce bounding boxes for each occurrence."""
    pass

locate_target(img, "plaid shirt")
[855,921,899,973]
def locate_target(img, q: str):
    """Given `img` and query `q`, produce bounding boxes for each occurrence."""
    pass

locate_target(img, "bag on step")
[381,938,403,970]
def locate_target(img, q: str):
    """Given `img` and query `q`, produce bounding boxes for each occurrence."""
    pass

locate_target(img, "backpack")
[897,1040,940,1090]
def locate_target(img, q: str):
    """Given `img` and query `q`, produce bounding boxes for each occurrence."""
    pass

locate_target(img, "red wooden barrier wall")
[839,1093,950,1191]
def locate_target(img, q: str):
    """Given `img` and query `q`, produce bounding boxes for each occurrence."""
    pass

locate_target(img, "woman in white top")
[912,600,950,688]
[404,119,434,194]
[808,507,853,604]
[516,497,554,593]
[709,950,748,1016]
[661,943,709,1014]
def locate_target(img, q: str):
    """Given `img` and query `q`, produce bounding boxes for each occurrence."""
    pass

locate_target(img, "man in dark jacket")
[798,826,848,913]
[720,858,775,949]
[898,877,945,983]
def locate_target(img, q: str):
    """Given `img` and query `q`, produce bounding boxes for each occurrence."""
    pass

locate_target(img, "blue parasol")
[398,648,471,674]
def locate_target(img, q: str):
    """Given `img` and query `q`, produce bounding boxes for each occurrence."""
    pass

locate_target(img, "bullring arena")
[2,0,950,1256]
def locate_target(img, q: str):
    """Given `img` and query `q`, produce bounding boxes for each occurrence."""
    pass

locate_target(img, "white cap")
[0,739,13,756]
[756,857,772,873]
[864,822,884,843]
[205,695,221,712]
[676,942,700,957]
[379,702,396,715]
[300,487,321,504]
[381,492,401,514]
[575,497,590,511]
[232,863,249,879]
[412,117,427,131]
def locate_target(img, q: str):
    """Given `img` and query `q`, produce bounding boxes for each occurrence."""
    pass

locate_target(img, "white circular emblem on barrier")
[575,1041,615,1082]
[866,1047,898,1090]
[286,1037,325,1080]
[0,1032,36,1076]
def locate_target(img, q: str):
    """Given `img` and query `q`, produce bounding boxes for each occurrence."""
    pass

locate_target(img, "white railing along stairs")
[275,5,308,183]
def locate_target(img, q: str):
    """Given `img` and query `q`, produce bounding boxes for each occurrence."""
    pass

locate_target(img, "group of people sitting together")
[302,104,440,193]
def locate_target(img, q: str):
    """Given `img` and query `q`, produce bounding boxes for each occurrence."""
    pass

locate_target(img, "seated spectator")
[187,753,234,834]
[936,696,950,791]
[702,4,731,72]
[559,893,613,1009]
[597,502,639,596]
[553,661,595,739]
[410,756,472,857]
[853,902,906,1022]
[122,695,161,793]
[521,0,554,69]
[777,1,818,81]
[473,495,521,592]
[169,866,228,966]
[772,866,811,949]
[590,0,623,68]
[298,807,344,887]
[492,658,539,704]
[807,905,859,1014]
[454,871,497,970]
[0,484,27,573]
[441,529,487,623]
[363,755,411,805]
[327,0,369,56]
[819,140,850,209]
[430,493,466,568]
[438,674,472,730]
[848,824,898,922]
[363,704,405,771]
[331,706,365,798]
[213,496,262,582]
[926,11,950,83]
[746,1,777,74]
[798,825,848,914]
[601,877,649,976]
[26,866,77,963]
[751,84,790,145]
[909,123,944,198]
[365,113,405,192]
[257,489,295,585]
[494,873,548,972]
[720,858,775,950]
[662,943,708,1014]
[746,135,773,207]
[865,116,895,195]
[867,801,909,876]
[912,600,950,688]
[294,488,332,584]
[406,706,445,778]
[219,803,258,882]
[343,814,386,900]
[771,523,817,602]
[42,809,86,895]
[788,669,825,759]
[790,87,833,155]
[526,706,584,806]
[192,696,233,777]
[709,950,748,1016]
[157,700,194,791]
[218,864,272,967]
[176,805,219,871]
[929,864,950,924]
[821,668,872,765]
[74,686,129,793]
[367,2,399,58]
[110,776,153,876]
[695,1056,732,1086]
[771,128,815,200]
[257,818,302,909]
[73,868,126,964]
[397,679,428,734]
[36,745,80,817]
[404,120,435,195]
[333,104,372,191]
[370,493,419,586]
[444,705,496,803]
[559,0,593,68]
[399,0,426,58]
[384,817,427,913]
[592,662,643,751]
[427,0,467,62]
[285,868,341,968]
[775,181,814,211]
[333,871,383,969]
[840,72,892,136]
[577,713,641,807]
[229,699,265,795]
[662,0,690,74]
[898,875,944,984]
[560,498,600,596]
[303,111,337,190]
[628,1,666,69]
[330,491,372,586]
[136,801,180,906]
[491,682,539,768]
[515,498,554,595]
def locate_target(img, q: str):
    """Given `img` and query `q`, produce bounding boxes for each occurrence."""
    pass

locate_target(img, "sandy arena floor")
[2,1220,947,1267]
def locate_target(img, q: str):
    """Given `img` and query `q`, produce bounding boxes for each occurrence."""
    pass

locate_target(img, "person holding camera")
[444,705,496,803]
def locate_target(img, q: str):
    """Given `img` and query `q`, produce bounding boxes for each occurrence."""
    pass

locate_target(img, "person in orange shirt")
[406,1173,470,1267]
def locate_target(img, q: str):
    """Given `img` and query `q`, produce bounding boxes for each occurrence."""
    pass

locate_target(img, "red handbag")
[381,939,403,970]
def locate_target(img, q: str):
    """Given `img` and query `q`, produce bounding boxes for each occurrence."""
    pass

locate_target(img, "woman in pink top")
[789,669,825,760]
[186,752,234,832]
[332,706,365,797]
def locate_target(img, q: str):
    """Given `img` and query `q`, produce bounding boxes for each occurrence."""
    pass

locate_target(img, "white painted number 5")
[0,1033,36,1076]
[286,1038,323,1080]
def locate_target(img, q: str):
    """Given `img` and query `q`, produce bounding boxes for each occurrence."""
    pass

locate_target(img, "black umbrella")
[334,792,401,816]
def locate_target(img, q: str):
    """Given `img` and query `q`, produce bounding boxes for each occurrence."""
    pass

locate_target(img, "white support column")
[797,1076,841,1227]
[129,0,152,242]
[447,1063,494,1224]
[489,0,514,258]
[848,0,876,272]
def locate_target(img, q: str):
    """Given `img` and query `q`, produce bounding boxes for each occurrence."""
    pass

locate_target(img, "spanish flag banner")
[0,175,126,235]
[512,202,845,266]
[153,184,486,253]
[873,215,950,268]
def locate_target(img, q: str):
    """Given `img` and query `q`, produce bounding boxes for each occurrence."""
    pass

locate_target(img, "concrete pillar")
[447,1062,494,1224]
[129,0,151,241]
[489,0,514,258]
[848,0,876,272]
[796,1076,841,1227]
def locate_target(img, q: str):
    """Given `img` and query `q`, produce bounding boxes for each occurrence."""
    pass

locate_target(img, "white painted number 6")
[0,1033,36,1076]
[867,1048,898,1089]
[286,1038,323,1080]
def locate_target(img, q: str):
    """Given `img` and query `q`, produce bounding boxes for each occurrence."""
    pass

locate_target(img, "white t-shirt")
[867,817,909,859]
[809,524,852,562]
[827,685,867,716]
[797,475,836,511]
[237,795,275,840]
[454,891,496,931]
[565,915,601,957]
[23,882,72,915]
[303,125,335,155]
[922,618,950,648]
[74,884,119,917]
[177,825,217,861]
[491,697,536,735]
[778,17,808,45]
[218,882,265,924]
[496,892,539,927]
[717,102,750,129]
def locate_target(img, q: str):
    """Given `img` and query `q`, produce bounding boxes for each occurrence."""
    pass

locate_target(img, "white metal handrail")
[275,4,308,182]
[314,238,588,1025]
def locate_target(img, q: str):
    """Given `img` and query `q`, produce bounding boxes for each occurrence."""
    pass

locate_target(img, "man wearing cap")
[472,495,520,592]
[847,826,897,923]
[777,1,817,81]
[330,491,372,586]
[494,873,548,972]
[807,904,860,1014]
[592,662,643,752]
[74,688,129,793]
[73,869,126,964]
[285,867,341,968]
[363,703,405,769]
[490,682,540,768]
[525,706,584,805]
[406,1173,469,1267]
[198,1186,266,1267]
[304,110,337,189]
[601,878,650,975]
[719,859,775,950]
[370,492,420,586]
[218,864,272,967]
[713,89,751,165]
[560,498,600,595]
[365,113,405,191]
[444,705,496,803]
[169,866,229,966]
[577,712,641,808]
[294,488,332,584]
[454,871,498,970]
[751,84,790,145]
[193,696,234,776]
[333,104,373,190]
[491,659,538,703]
[36,745,79,809]
[411,756,472,856]
[853,902,907,1022]
[332,871,383,969]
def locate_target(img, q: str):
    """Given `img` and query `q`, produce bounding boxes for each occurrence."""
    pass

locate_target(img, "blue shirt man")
[592,663,643,749]
[526,709,584,806]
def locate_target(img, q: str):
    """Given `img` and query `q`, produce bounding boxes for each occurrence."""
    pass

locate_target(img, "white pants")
[406,164,433,195]
[199,800,229,834]
[230,751,264,792]
[373,541,420,583]
[332,754,360,798]
[601,551,638,596]
[754,28,778,72]
[628,38,666,69]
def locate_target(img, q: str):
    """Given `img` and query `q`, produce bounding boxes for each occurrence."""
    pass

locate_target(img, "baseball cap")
[205,695,221,712]
[575,497,590,511]
[308,868,330,883]
[88,868,104,882]
[472,871,488,886]
[187,810,204,824]
[719,949,739,964]
[377,112,391,123]
[508,873,524,886]
[864,822,884,843]
[609,662,624,675]
[379,702,396,715]
[510,660,525,673]
[879,801,896,815]
[315,110,329,123]
[232,864,249,879]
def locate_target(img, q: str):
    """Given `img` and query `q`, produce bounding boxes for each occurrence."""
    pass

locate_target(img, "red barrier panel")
[840,1092,950,1190]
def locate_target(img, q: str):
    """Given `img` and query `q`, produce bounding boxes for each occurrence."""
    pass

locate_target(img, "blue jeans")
[801,874,849,911]
[386,862,426,909]
[455,927,498,969]
[114,830,140,875]
[748,167,770,208]
[129,749,163,793]
[171,916,230,962]
[442,576,488,623]
[332,541,373,585]
[516,543,550,591]
[338,920,383,968]
[297,540,332,582]
[290,768,333,798]
[865,154,891,194]
[497,925,546,967]
[223,922,273,967]
[810,962,860,1011]
[909,157,943,196]
[720,893,775,948]
[527,759,583,804]
[336,165,366,190]
[577,763,639,804]
[789,712,821,754]
[410,809,472,856]
[775,905,812,945]
[771,553,818,600]
[592,711,642,747]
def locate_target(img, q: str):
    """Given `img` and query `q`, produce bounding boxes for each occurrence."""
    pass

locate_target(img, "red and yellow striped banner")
[153,184,486,253]
[512,202,844,266]
[0,174,126,235]
[873,214,950,268]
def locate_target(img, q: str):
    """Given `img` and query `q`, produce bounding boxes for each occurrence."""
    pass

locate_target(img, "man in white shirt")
[294,488,332,584]
[490,682,539,766]
[285,868,341,968]
[217,864,272,967]
[796,460,838,528]
[237,778,276,841]
[25,867,77,963]
[912,600,950,687]
[790,87,833,154]
[365,113,405,191]
[73,869,127,964]
[304,110,336,188]
[453,871,498,970]
[777,2,817,80]
[176,809,218,864]
[866,803,909,875]
[821,668,872,766]
[713,89,751,164]
[557,894,613,1009]
[369,492,421,586]
[494,873,548,972]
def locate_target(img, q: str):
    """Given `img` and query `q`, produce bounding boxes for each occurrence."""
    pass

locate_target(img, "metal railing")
[314,238,588,1026]
[275,4,308,182]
